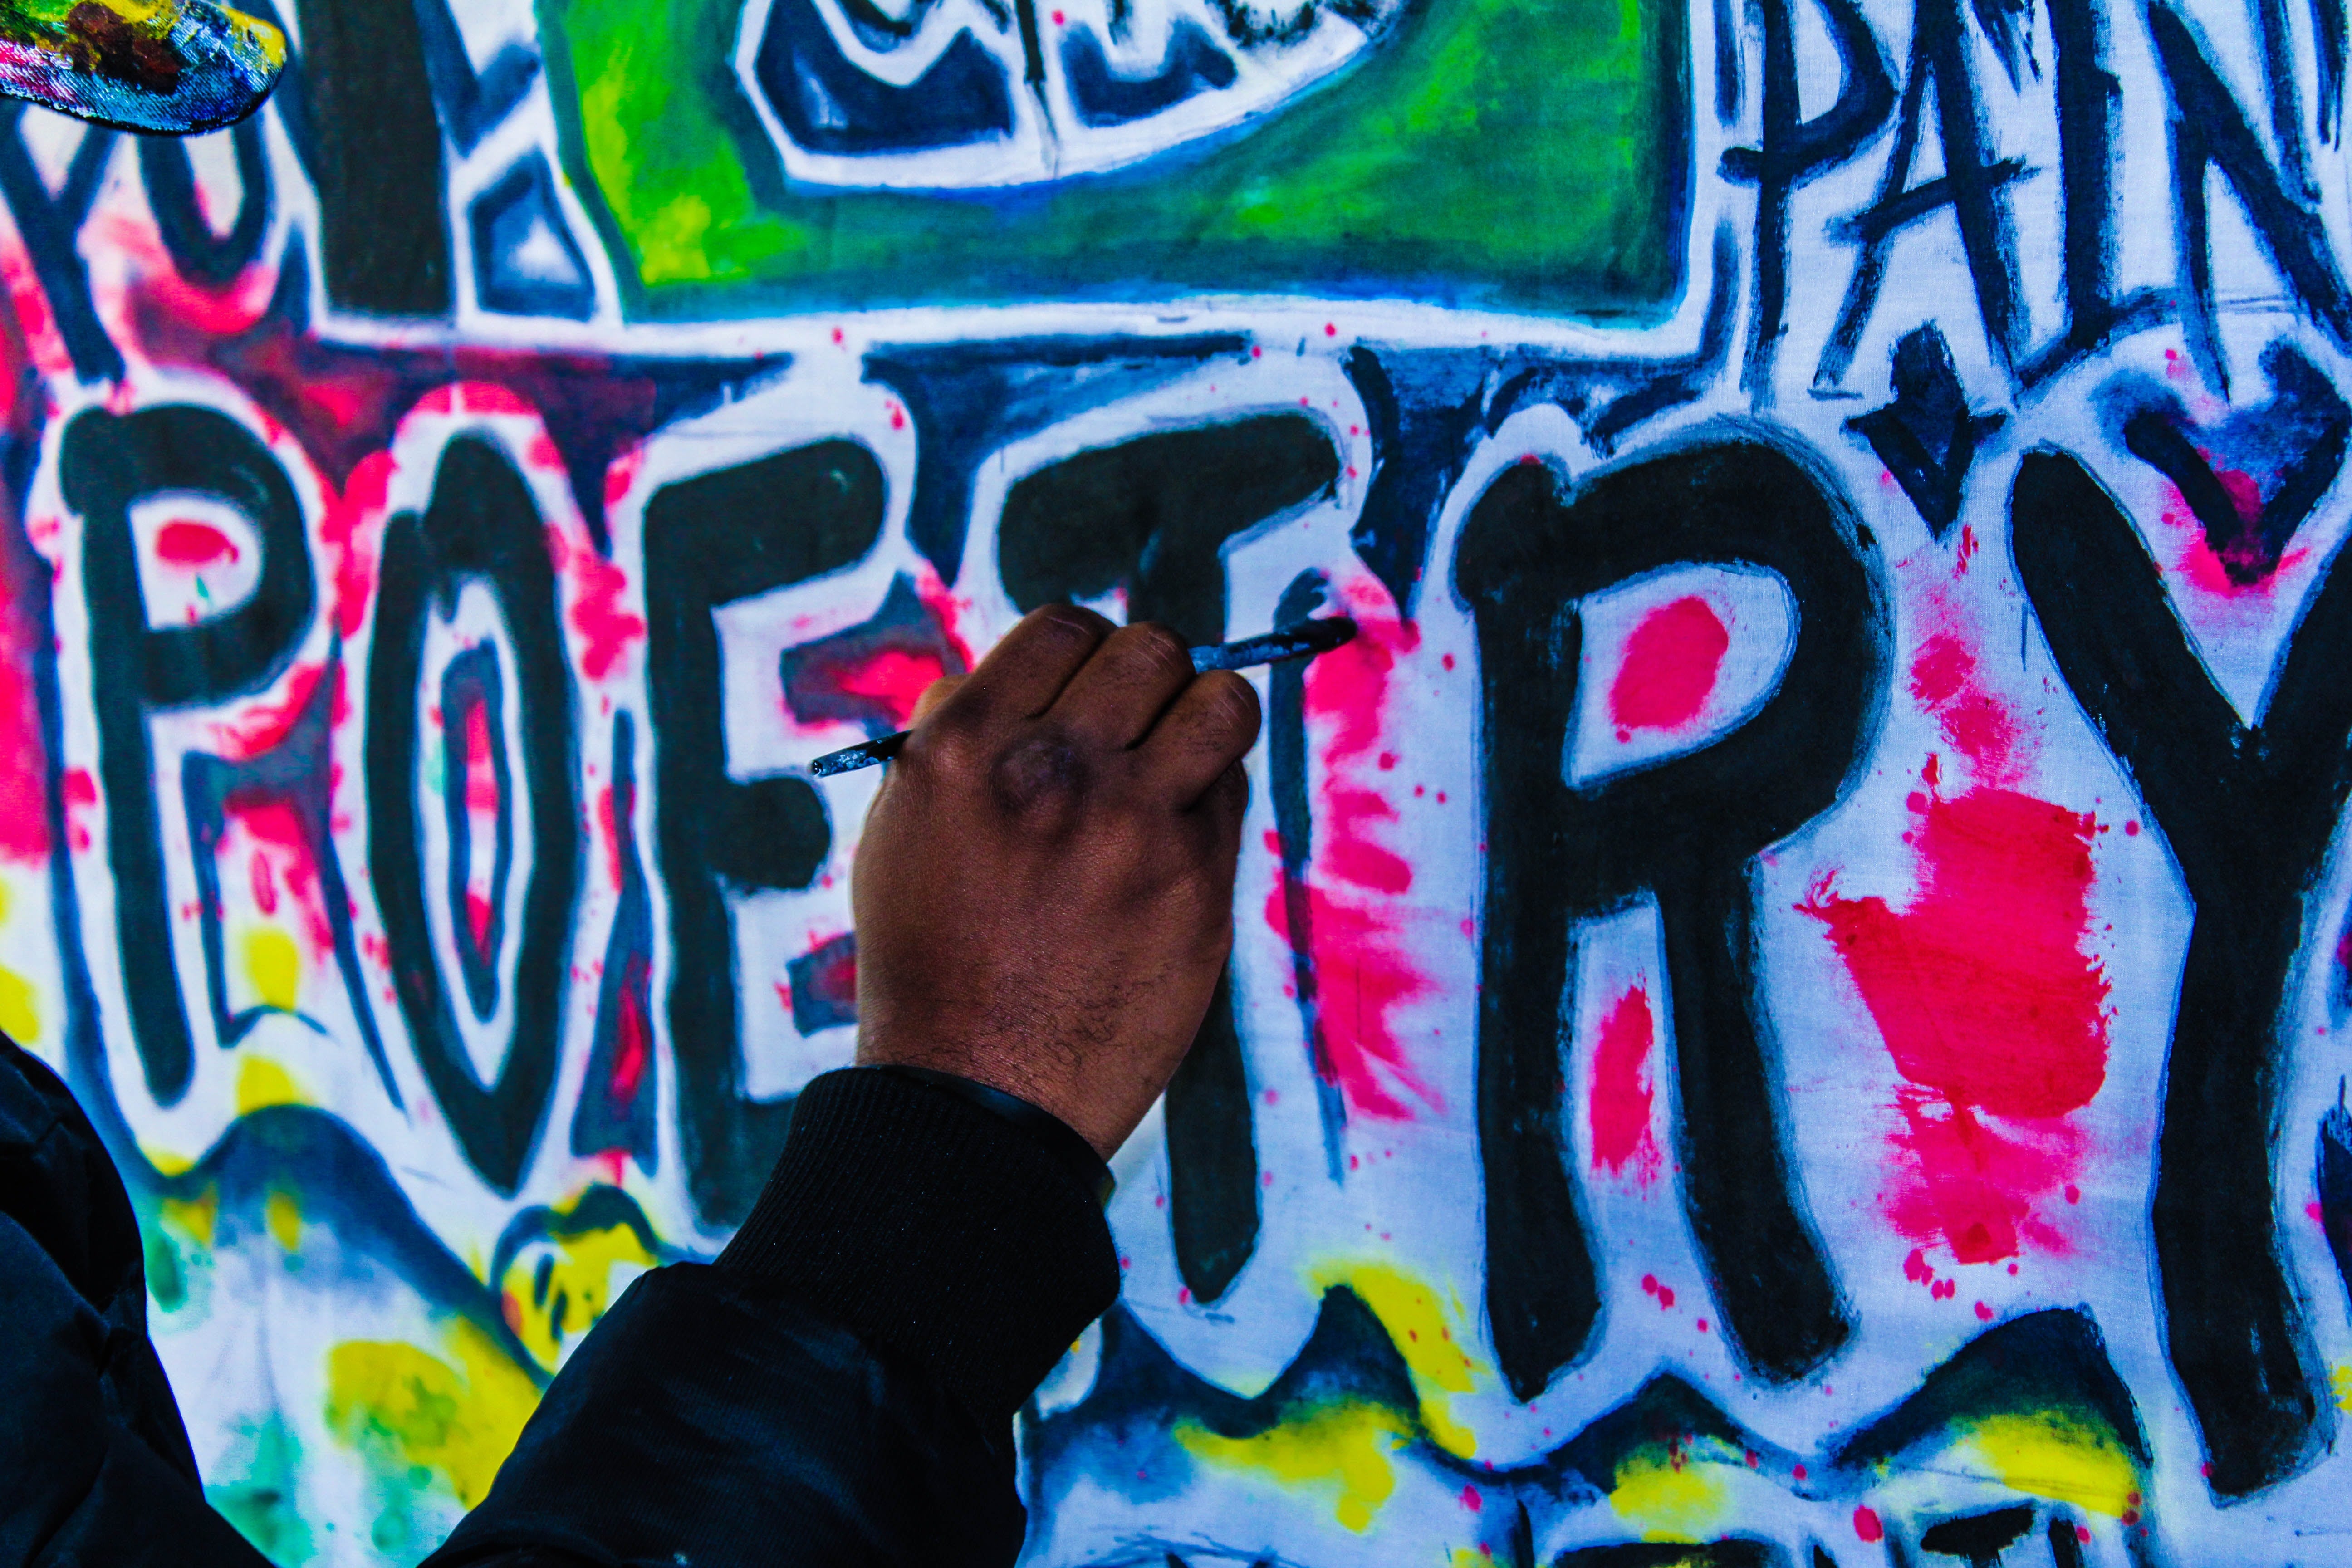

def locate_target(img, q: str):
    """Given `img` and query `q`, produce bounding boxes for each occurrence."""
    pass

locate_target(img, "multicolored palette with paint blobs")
[0,0,281,132]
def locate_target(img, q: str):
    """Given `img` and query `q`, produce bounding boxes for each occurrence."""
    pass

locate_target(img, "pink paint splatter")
[154,520,239,567]
[2160,470,2311,603]
[1263,583,1436,1120]
[0,538,49,860]
[1589,985,1660,1184]
[221,794,333,953]
[1854,1506,1884,1544]
[1609,595,1727,737]
[1802,619,2107,1264]
[319,451,392,639]
[544,525,644,681]
[603,445,646,510]
[208,662,343,762]
[611,958,651,1101]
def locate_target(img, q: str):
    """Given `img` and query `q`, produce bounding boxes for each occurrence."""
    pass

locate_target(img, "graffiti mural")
[4,0,2352,1559]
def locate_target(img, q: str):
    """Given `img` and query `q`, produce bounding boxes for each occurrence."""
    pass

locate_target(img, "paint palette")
[0,0,282,133]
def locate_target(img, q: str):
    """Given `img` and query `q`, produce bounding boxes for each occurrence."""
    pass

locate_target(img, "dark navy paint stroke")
[1846,324,2006,541]
[1061,20,1236,127]
[1966,0,2037,90]
[2315,0,2349,146]
[1583,223,1744,452]
[1718,0,1895,402]
[1419,225,1741,476]
[441,644,516,1024]
[646,441,883,1228]
[61,406,318,1107]
[0,104,120,383]
[138,118,270,291]
[2048,1513,2088,1568]
[2017,0,2172,390]
[785,932,860,1034]
[998,412,1338,1304]
[411,0,541,155]
[753,0,1015,157]
[1342,345,1491,617]
[488,1183,677,1317]
[863,333,1245,587]
[1815,0,2026,391]
[2010,449,2345,1496]
[235,0,317,174]
[471,154,598,323]
[367,436,581,1197]
[1917,1506,2032,1565]
[1837,1308,2152,1470]
[779,573,969,737]
[2105,342,2350,588]
[200,1106,548,1371]
[574,712,659,1172]
[1032,1298,2141,1560]
[2250,0,2317,204]
[1269,569,1344,1181]
[2318,1088,2352,1320]
[1713,0,1741,122]
[290,0,453,317]
[2148,2,2352,393]
[1455,432,1882,1395]
[141,254,764,552]
[182,657,399,1104]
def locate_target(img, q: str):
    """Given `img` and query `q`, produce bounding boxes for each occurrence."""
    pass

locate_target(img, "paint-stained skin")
[0,0,2349,1559]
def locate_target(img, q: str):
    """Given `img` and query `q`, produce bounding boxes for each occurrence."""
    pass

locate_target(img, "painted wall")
[0,0,2348,1559]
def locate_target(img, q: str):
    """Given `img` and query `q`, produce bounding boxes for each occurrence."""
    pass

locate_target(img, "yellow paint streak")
[217,4,287,67]
[1310,1262,1483,1457]
[160,1184,218,1248]
[264,1188,301,1251]
[1610,1449,1729,1544]
[235,1054,308,1116]
[325,1321,539,1509]
[242,928,300,1012]
[497,1219,657,1371]
[2332,1362,2352,1412]
[1964,1413,2142,1519]
[1177,1404,1406,1533]
[0,963,37,1044]
[144,1147,195,1176]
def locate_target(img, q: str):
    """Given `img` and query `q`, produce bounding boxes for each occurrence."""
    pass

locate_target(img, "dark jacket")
[0,1035,1119,1567]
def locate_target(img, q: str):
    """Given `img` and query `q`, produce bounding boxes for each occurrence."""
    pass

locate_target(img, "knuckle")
[1034,603,1112,642]
[1204,671,1262,735]
[1122,621,1191,674]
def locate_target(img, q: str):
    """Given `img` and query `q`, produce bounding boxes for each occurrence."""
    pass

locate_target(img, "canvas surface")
[0,0,2348,1560]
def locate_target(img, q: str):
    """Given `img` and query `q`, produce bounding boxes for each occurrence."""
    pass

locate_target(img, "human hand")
[850,606,1262,1157]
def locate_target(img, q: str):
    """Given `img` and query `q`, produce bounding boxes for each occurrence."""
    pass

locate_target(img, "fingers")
[950,605,1111,724]
[1139,668,1262,804]
[1048,621,1199,750]
[908,674,966,726]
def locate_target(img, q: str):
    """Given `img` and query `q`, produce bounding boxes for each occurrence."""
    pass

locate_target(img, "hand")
[850,606,1262,1157]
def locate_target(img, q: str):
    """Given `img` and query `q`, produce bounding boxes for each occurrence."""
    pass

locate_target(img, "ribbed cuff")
[716,1067,1121,1424]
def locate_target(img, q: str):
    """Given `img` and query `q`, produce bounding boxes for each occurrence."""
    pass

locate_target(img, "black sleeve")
[0,1038,273,1568]
[424,1066,1121,1568]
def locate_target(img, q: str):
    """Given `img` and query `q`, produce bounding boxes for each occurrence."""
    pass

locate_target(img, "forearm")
[423,1068,1118,1568]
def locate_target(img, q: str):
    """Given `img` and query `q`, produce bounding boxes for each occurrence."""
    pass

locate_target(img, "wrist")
[863,1063,1114,1206]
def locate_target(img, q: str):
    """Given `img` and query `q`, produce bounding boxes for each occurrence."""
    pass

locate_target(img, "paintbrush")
[807,615,1360,779]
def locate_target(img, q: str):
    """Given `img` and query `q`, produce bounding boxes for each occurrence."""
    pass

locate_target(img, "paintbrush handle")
[807,616,1356,779]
